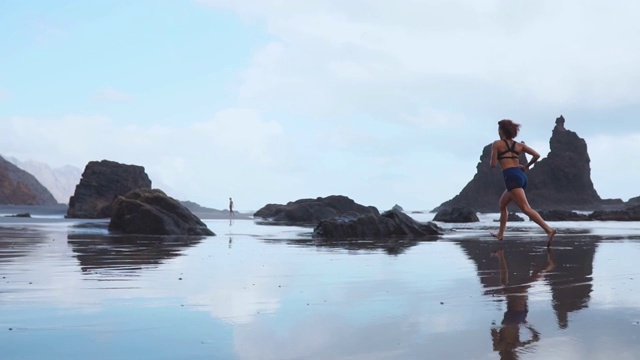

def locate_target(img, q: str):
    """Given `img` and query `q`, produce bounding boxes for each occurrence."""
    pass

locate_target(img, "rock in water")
[254,195,379,225]
[313,208,442,239]
[109,188,215,236]
[433,207,479,223]
[67,160,152,218]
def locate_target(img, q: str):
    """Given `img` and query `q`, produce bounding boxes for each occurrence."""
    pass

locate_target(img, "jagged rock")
[434,116,602,212]
[254,195,379,225]
[627,196,640,207]
[109,188,215,236]
[525,115,602,210]
[433,207,479,223]
[392,204,404,212]
[0,156,58,205]
[539,210,590,221]
[312,208,442,239]
[540,206,640,221]
[492,212,525,222]
[589,205,640,221]
[66,160,152,219]
[5,212,31,218]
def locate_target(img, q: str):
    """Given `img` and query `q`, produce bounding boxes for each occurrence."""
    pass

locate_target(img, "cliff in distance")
[0,156,59,205]
[435,116,602,212]
[8,157,82,204]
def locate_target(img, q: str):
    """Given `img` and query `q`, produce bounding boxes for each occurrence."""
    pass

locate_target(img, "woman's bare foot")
[490,232,503,241]
[546,229,557,248]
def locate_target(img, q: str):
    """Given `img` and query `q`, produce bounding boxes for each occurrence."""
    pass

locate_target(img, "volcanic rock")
[66,160,152,218]
[433,207,479,223]
[525,116,602,210]
[109,188,215,236]
[539,210,590,221]
[312,208,442,239]
[254,195,379,225]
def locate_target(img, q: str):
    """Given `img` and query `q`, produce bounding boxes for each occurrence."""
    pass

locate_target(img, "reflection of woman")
[490,249,555,359]
[490,119,556,247]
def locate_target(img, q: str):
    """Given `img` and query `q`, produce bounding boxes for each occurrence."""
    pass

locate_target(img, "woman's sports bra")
[497,139,520,160]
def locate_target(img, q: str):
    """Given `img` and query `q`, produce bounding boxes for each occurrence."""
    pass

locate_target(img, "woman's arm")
[490,141,499,168]
[520,143,540,171]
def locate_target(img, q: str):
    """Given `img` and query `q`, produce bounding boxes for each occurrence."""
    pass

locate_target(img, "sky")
[2,0,640,212]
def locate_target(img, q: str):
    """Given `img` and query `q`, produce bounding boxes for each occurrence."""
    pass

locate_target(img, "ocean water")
[0,208,639,360]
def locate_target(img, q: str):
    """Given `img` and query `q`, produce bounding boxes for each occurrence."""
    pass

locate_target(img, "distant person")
[229,197,235,217]
[490,248,555,358]
[490,119,556,247]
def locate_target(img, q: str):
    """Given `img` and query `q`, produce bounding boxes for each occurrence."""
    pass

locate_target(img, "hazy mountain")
[7,157,82,204]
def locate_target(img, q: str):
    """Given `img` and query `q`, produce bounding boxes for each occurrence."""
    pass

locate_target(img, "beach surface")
[1,206,639,359]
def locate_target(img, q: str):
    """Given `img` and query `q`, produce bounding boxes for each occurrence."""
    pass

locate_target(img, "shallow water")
[1,210,640,359]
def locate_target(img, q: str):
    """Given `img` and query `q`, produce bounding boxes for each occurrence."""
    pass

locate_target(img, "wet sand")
[1,208,639,359]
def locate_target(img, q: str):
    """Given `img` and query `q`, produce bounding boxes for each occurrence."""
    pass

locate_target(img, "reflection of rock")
[67,233,203,274]
[546,240,597,329]
[0,226,47,263]
[435,116,602,212]
[457,238,597,330]
[433,207,479,223]
[272,237,425,256]
[312,208,442,239]
[67,160,152,219]
[109,188,215,236]
[254,195,379,225]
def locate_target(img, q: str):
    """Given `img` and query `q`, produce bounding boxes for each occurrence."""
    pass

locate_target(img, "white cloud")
[2,110,295,210]
[92,88,134,102]
[200,0,640,121]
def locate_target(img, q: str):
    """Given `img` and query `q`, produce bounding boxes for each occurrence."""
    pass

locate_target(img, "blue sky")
[2,1,640,211]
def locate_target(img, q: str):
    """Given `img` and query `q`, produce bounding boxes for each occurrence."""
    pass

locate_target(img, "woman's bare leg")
[508,188,556,246]
[491,190,511,241]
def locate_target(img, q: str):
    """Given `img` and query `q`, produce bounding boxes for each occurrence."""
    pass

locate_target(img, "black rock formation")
[312,208,442,239]
[109,188,215,236]
[492,212,525,222]
[539,210,590,221]
[525,115,601,210]
[433,207,480,223]
[0,156,58,205]
[435,116,602,212]
[67,160,152,218]
[254,195,379,225]
[539,205,640,221]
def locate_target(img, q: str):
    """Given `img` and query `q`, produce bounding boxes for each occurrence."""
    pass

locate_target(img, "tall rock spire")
[434,116,602,212]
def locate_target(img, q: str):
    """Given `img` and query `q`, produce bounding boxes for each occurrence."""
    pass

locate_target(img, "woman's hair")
[498,119,521,139]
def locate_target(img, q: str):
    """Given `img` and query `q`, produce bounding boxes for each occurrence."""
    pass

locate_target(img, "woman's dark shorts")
[503,167,528,191]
